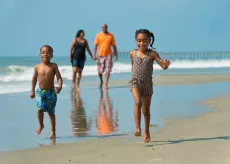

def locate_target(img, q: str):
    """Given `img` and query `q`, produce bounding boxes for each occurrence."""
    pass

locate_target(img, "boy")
[30,45,63,138]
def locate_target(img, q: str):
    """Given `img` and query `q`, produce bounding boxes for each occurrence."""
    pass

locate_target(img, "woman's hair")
[135,29,155,49]
[76,30,85,38]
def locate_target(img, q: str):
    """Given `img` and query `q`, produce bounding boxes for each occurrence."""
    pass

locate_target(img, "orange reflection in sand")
[95,89,118,135]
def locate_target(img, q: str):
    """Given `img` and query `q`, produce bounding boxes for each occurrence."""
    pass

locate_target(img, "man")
[94,24,118,89]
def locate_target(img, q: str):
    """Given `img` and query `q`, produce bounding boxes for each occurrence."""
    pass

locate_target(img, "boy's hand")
[55,87,62,94]
[30,91,35,99]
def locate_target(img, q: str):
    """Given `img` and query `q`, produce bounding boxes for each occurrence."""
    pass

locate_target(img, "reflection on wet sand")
[70,90,92,137]
[95,89,118,135]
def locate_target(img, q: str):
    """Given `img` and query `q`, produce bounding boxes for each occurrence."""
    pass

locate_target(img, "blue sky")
[0,0,230,56]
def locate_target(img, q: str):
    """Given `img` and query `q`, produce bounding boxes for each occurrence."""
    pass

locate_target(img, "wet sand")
[83,73,230,87]
[1,74,230,164]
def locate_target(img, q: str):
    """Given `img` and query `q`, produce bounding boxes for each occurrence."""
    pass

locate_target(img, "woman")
[70,30,94,92]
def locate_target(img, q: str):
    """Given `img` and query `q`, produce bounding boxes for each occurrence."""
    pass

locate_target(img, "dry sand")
[1,74,230,164]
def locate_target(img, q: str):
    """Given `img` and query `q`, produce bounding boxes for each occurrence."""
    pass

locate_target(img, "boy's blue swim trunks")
[35,88,57,115]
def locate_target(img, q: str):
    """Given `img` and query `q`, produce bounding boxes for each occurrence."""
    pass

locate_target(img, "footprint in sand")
[148,158,162,163]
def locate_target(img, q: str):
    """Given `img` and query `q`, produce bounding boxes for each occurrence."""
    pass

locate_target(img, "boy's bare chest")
[37,67,54,76]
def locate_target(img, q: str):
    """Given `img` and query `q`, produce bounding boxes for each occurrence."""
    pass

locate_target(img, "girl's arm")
[130,51,134,71]
[152,51,170,70]
[85,39,94,59]
[70,39,75,62]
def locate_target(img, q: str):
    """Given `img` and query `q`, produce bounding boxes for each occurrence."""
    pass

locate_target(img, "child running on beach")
[128,29,170,143]
[30,45,63,138]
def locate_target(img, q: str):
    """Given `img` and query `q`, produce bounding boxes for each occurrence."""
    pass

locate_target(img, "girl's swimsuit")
[128,51,153,96]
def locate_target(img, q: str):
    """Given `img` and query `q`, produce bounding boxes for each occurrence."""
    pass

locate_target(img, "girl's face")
[79,32,84,39]
[136,33,150,51]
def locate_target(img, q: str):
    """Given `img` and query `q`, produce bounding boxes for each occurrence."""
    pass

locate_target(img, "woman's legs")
[76,69,83,92]
[72,66,78,89]
[131,87,142,136]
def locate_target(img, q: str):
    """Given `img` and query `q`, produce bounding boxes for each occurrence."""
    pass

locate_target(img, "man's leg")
[104,56,113,89]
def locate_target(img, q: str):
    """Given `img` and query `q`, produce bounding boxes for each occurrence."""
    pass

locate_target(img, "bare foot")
[144,131,151,143]
[36,125,44,135]
[76,86,80,92]
[50,131,56,139]
[100,80,103,88]
[134,129,141,136]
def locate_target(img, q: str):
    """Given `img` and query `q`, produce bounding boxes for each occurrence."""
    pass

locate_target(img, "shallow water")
[1,81,230,151]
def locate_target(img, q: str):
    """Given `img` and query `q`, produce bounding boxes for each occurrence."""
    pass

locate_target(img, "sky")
[0,0,230,56]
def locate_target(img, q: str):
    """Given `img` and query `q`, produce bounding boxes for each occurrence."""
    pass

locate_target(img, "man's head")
[101,24,108,33]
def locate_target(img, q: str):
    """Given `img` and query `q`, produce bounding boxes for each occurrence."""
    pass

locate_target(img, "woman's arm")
[70,39,76,62]
[85,39,94,59]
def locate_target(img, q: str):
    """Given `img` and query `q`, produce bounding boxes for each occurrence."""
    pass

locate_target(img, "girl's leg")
[131,87,142,136]
[72,67,78,89]
[36,110,44,135]
[76,68,83,92]
[48,114,56,138]
[141,96,152,143]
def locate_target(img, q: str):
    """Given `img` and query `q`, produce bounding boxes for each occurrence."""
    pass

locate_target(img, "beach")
[1,74,230,164]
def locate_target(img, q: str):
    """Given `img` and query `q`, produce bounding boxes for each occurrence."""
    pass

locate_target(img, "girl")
[70,30,95,92]
[128,29,170,143]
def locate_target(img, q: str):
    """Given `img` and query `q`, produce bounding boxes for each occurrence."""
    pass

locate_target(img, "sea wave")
[1,60,230,82]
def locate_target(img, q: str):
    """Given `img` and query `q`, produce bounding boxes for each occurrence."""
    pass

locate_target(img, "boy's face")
[136,33,150,51]
[40,47,53,62]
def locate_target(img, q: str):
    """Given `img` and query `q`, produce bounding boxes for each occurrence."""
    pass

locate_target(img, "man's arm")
[113,45,118,61]
[54,64,63,93]
[112,35,118,60]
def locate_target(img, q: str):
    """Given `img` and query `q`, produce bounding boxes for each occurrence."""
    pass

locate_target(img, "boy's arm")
[152,51,170,70]
[54,64,63,93]
[30,66,38,98]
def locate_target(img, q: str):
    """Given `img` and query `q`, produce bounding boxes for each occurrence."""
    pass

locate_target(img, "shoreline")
[83,73,230,87]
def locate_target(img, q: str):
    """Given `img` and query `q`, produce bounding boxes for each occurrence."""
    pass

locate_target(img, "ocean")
[1,51,230,94]
[1,51,230,151]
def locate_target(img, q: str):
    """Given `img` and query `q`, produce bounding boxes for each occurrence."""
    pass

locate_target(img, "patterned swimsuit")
[128,51,153,96]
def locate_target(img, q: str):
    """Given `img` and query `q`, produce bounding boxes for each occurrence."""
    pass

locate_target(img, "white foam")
[0,84,67,94]
[1,60,230,82]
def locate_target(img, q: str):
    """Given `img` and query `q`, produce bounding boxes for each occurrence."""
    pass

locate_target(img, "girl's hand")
[164,59,171,66]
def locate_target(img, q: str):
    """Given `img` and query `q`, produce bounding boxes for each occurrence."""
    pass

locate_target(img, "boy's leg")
[36,110,44,135]
[48,114,56,138]
[131,87,142,136]
[142,96,152,143]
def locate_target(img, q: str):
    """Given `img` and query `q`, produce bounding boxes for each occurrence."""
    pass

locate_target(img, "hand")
[70,57,73,63]
[164,59,171,67]
[114,55,118,61]
[55,87,62,94]
[30,91,35,99]
[93,55,97,60]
